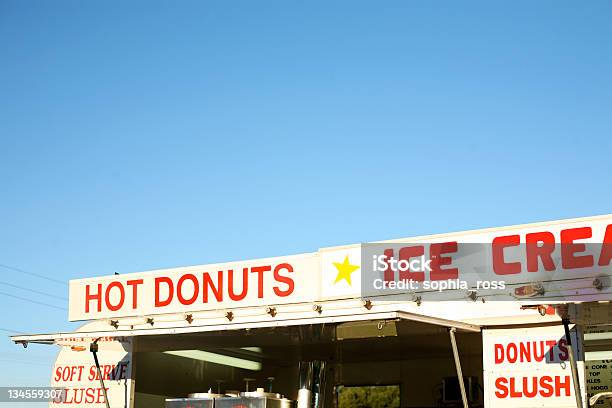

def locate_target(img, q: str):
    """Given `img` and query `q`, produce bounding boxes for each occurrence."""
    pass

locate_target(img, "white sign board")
[483,326,586,408]
[68,215,612,321]
[325,216,612,303]
[586,359,612,407]
[69,254,319,321]
[50,336,133,408]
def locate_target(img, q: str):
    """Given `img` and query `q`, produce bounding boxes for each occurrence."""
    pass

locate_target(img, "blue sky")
[1,0,611,392]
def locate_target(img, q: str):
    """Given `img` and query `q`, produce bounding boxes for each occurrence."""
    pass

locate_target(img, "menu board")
[585,325,612,407]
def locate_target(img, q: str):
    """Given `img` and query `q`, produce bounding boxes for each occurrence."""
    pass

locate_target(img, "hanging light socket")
[265,306,277,317]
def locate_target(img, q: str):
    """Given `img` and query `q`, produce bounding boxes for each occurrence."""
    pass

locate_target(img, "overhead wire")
[0,263,65,285]
[0,291,67,311]
[0,281,67,301]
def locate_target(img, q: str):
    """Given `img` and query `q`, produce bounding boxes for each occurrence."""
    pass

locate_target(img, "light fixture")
[164,350,262,371]
[265,306,277,317]
[514,282,545,298]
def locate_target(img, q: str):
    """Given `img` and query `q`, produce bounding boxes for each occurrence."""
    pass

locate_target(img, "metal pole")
[90,341,111,408]
[562,318,584,408]
[448,327,469,408]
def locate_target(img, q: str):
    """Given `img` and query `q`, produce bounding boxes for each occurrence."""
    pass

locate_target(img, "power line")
[0,263,65,285]
[0,327,22,334]
[0,281,67,301]
[0,291,67,311]
[0,358,51,367]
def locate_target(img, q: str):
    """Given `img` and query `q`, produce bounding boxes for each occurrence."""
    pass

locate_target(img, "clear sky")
[1,0,611,395]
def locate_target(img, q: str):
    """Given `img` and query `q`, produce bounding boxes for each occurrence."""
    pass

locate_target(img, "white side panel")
[483,325,586,408]
[50,332,134,408]
[69,253,319,321]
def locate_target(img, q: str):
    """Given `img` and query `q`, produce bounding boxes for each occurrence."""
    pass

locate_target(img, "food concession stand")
[10,214,612,408]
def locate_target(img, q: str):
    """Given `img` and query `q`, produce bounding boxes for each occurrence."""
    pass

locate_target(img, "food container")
[165,398,215,408]
[215,389,294,408]
[215,396,294,408]
[188,393,226,399]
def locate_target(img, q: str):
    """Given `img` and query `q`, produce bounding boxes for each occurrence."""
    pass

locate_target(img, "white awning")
[11,309,480,346]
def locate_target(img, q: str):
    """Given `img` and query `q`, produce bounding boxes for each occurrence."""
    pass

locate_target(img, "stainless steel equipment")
[215,388,294,408]
[215,396,294,408]
[296,361,326,408]
[297,361,313,408]
[188,393,226,399]
[312,361,326,408]
[166,391,223,408]
[165,398,215,408]
[296,389,312,408]
[166,388,295,408]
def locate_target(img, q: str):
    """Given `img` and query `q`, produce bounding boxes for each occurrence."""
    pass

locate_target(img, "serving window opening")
[131,318,483,408]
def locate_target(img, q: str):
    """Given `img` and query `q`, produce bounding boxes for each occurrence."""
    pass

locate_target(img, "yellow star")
[333,255,360,286]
